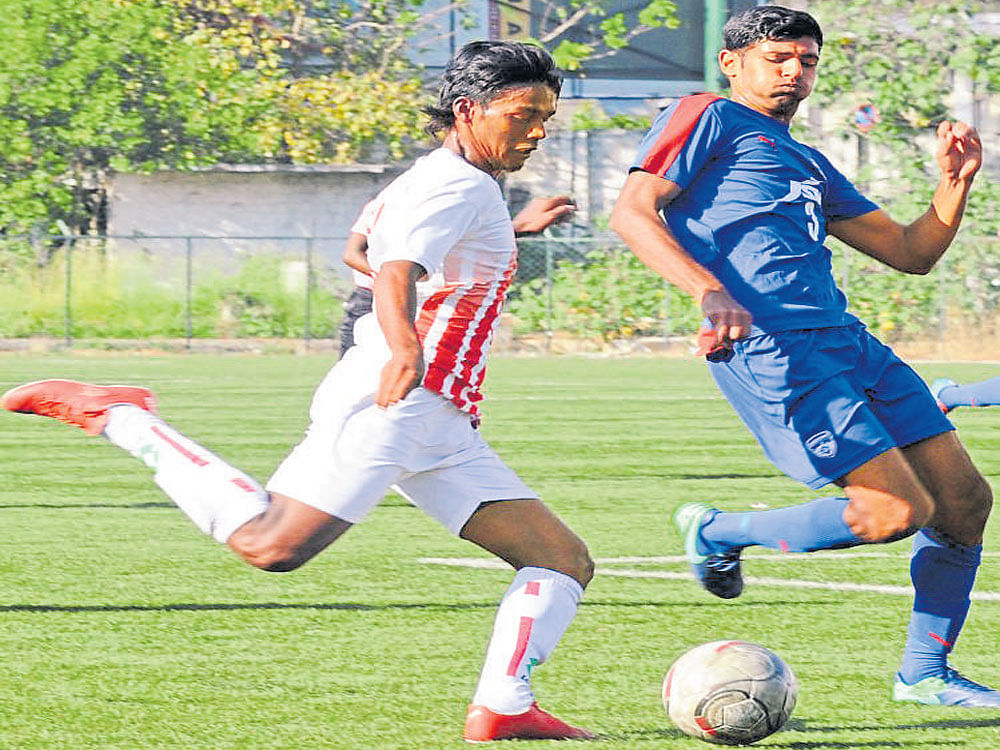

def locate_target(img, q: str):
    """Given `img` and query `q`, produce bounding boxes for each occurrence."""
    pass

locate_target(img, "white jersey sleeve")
[369,182,480,277]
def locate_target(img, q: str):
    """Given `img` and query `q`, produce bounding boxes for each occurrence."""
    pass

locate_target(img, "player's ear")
[718,48,740,78]
[452,96,477,124]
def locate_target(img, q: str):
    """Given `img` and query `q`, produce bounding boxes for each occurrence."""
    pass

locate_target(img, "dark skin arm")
[610,169,752,351]
[512,195,575,236]
[829,121,982,274]
[342,231,374,277]
[373,259,426,408]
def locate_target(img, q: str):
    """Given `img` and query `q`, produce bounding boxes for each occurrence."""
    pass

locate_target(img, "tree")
[805,0,1000,339]
[0,0,433,233]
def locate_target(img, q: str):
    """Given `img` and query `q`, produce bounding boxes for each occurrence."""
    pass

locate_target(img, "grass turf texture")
[1,354,1000,749]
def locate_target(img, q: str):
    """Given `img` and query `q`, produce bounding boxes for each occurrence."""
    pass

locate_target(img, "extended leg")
[676,447,933,599]
[459,498,595,742]
[932,376,1000,413]
[2,379,350,570]
[891,432,999,706]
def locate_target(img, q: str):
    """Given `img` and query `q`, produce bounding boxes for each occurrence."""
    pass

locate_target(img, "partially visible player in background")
[931,376,1000,413]
[339,195,575,357]
[337,201,378,357]
[3,40,595,742]
[611,5,998,707]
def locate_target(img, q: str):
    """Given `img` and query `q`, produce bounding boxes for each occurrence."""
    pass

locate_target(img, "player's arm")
[829,121,982,275]
[610,169,752,349]
[343,231,373,276]
[373,260,425,408]
[512,196,575,236]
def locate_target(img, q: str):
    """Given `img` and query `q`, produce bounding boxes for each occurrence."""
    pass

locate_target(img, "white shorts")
[266,352,537,535]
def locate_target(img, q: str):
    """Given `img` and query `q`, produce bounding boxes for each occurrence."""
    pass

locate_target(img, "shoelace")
[944,668,992,693]
[706,551,741,572]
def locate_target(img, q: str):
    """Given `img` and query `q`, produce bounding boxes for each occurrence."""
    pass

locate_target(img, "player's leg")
[680,327,929,597]
[460,499,595,741]
[396,416,594,742]
[2,380,274,544]
[932,375,1000,413]
[2,370,384,571]
[890,431,999,706]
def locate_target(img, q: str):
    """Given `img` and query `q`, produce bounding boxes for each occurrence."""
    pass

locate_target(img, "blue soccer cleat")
[892,669,1000,707]
[930,378,957,414]
[673,502,743,599]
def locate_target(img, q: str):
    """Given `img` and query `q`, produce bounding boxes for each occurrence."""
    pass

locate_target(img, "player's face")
[462,84,557,176]
[720,37,819,123]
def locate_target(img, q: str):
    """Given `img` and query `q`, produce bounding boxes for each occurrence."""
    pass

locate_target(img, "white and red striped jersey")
[360,148,517,417]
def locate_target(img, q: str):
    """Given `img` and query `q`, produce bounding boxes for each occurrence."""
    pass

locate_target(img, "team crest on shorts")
[805,430,837,458]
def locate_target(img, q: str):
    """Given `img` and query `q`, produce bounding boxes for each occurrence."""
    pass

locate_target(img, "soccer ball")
[663,640,797,746]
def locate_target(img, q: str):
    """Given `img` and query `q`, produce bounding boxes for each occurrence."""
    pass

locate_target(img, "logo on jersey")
[778,178,823,241]
[805,430,837,459]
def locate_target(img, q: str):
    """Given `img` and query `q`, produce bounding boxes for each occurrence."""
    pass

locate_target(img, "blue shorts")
[708,323,954,489]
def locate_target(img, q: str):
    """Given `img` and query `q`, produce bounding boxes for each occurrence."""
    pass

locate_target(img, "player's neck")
[728,92,798,126]
[442,130,503,179]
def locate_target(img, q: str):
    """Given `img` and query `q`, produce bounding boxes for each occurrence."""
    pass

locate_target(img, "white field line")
[418,556,1000,602]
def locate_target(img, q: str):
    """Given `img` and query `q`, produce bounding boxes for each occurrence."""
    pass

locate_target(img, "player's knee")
[843,485,930,543]
[558,539,595,588]
[938,474,993,542]
[228,531,310,572]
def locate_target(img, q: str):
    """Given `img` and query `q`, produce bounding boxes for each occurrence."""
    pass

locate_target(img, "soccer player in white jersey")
[2,41,594,742]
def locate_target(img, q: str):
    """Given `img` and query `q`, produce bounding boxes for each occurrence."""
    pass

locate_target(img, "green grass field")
[2,354,1000,749]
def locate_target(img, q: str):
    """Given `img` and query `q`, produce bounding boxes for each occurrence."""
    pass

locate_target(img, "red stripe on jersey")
[506,616,535,676]
[415,283,463,341]
[524,581,541,596]
[447,254,517,410]
[640,93,721,177]
[423,283,491,394]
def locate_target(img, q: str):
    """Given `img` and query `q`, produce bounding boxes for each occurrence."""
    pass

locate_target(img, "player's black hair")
[423,41,563,136]
[723,5,823,52]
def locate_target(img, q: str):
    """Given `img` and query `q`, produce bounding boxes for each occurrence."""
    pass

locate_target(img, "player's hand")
[936,121,982,184]
[512,196,575,235]
[699,289,752,355]
[376,346,424,408]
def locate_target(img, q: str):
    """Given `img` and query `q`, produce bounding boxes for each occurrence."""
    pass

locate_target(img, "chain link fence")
[0,233,996,355]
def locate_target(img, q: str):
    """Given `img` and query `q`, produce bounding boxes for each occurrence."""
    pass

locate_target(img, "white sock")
[472,566,583,714]
[103,404,269,543]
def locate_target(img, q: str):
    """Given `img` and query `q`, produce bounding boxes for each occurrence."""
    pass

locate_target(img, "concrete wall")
[108,164,407,252]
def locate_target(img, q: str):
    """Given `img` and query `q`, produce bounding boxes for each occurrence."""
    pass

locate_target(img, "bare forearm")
[901,177,973,273]
[373,261,425,407]
[373,263,421,355]
[611,206,724,301]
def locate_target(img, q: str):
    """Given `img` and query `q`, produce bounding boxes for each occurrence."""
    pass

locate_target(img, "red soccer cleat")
[2,379,158,436]
[463,702,595,742]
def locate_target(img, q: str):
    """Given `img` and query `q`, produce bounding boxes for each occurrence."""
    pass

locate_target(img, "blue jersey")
[632,94,879,335]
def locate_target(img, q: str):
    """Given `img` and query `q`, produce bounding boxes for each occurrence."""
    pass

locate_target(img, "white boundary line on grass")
[418,556,1000,602]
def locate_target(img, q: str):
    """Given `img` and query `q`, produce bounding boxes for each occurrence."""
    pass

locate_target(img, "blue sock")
[939,376,1000,409]
[898,529,981,684]
[698,496,862,555]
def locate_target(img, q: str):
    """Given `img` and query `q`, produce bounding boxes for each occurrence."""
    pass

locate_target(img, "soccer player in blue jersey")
[611,5,997,707]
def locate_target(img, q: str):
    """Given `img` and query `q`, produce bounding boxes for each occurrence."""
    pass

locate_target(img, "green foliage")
[0,0,432,234]
[802,0,1000,340]
[507,245,701,339]
[0,242,344,339]
[531,0,681,71]
[569,102,651,131]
